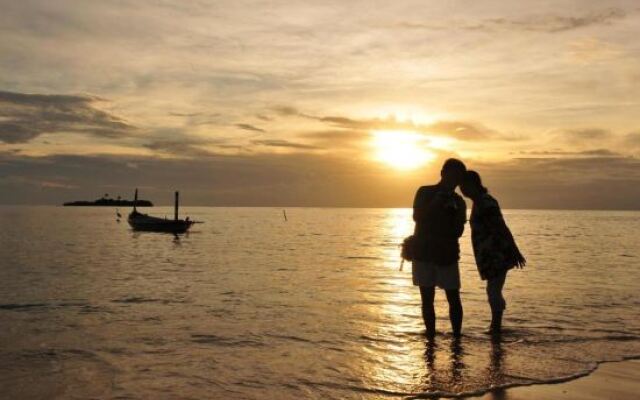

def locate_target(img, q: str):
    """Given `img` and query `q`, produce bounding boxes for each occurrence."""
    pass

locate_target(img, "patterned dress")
[470,193,522,280]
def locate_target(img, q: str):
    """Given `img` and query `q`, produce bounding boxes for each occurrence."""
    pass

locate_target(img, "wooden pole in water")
[174,191,179,221]
[283,209,288,221]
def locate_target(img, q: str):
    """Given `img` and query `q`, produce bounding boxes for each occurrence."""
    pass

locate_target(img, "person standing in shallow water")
[412,158,467,339]
[460,170,526,336]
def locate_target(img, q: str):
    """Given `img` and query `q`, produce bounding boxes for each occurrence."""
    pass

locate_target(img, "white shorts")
[412,260,461,290]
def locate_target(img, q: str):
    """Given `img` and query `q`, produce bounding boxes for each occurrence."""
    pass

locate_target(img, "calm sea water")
[0,206,639,399]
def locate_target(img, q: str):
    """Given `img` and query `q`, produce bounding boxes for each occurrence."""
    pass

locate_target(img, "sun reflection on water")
[361,208,475,395]
[360,209,426,392]
[382,208,413,271]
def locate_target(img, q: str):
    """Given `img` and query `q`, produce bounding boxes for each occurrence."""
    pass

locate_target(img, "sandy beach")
[478,359,640,400]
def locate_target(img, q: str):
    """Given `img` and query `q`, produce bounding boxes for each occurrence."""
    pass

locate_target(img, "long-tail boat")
[128,189,195,233]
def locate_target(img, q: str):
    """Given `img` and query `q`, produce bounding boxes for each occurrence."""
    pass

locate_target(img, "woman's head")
[460,170,488,199]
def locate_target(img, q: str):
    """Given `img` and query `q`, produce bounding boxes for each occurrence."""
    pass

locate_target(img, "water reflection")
[490,339,503,374]
[130,231,187,244]
[486,339,506,395]
[363,209,421,393]
[382,208,412,271]
[450,338,465,386]
[365,209,517,397]
[364,209,476,395]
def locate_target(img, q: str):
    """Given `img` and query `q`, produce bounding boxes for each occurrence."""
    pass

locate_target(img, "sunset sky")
[1,0,639,208]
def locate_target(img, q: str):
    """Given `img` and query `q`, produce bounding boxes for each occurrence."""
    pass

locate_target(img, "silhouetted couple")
[411,159,525,339]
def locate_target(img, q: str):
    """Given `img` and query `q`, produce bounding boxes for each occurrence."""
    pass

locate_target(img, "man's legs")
[419,286,436,339]
[486,272,507,333]
[445,289,463,338]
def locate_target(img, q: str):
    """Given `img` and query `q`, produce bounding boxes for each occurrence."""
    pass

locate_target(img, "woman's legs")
[486,271,507,333]
[419,286,436,339]
[445,289,463,338]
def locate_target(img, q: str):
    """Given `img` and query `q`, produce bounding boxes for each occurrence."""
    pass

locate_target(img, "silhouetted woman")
[460,171,526,335]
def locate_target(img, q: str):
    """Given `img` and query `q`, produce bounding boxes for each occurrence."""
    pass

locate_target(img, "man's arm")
[412,187,425,222]
[453,197,466,238]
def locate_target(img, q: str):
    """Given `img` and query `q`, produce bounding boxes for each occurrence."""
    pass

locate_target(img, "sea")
[0,206,639,399]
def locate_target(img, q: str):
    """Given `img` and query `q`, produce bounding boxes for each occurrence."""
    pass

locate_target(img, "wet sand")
[477,359,640,400]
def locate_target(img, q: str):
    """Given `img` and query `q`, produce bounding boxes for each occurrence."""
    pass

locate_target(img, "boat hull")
[128,213,193,233]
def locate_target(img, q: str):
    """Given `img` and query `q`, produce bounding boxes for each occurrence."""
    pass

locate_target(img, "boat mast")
[134,188,138,213]
[174,191,179,221]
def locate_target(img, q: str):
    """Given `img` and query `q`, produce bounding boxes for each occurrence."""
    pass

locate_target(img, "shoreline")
[473,358,640,400]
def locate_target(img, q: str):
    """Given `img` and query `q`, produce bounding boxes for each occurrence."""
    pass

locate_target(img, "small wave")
[17,348,103,362]
[264,333,313,344]
[190,334,263,347]
[0,303,47,311]
[263,333,340,347]
[0,301,105,313]
[358,334,403,345]
[344,256,381,260]
[112,296,186,304]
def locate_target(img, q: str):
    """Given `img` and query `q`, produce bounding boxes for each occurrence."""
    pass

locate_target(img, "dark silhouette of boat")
[128,189,195,233]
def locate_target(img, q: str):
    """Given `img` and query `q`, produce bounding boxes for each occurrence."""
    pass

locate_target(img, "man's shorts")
[412,260,461,290]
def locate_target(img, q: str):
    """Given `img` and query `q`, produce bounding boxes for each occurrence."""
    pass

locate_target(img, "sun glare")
[371,130,435,170]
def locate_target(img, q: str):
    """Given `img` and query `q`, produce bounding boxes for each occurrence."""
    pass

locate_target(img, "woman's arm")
[485,206,526,268]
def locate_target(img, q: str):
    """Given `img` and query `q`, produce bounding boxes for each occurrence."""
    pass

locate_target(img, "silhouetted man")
[412,158,467,339]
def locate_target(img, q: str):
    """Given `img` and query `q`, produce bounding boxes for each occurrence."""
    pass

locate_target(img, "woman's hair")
[463,170,488,194]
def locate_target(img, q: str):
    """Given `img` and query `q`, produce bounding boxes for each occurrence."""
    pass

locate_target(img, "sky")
[1,0,639,208]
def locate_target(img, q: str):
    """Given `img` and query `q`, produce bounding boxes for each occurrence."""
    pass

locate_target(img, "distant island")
[63,194,153,207]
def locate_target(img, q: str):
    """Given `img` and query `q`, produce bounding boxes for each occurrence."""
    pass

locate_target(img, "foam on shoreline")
[403,356,640,399]
[474,358,640,400]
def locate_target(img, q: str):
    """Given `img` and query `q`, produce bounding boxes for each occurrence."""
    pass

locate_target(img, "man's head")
[440,158,467,190]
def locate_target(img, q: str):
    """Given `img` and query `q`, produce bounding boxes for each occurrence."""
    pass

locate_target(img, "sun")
[371,130,436,170]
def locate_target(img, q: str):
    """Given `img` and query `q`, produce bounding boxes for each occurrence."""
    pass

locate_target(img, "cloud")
[256,114,272,121]
[169,112,209,117]
[273,106,505,141]
[427,121,498,141]
[469,155,640,210]
[143,139,216,158]
[624,132,640,147]
[2,147,638,209]
[566,38,622,64]
[0,151,416,207]
[399,8,626,33]
[318,116,371,129]
[236,123,265,133]
[3,150,640,209]
[518,149,621,157]
[0,90,135,143]
[562,128,612,141]
[302,129,370,143]
[571,149,620,156]
[251,139,319,150]
[272,106,302,117]
[142,130,251,157]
